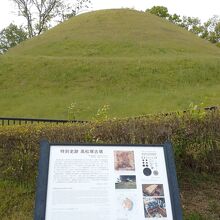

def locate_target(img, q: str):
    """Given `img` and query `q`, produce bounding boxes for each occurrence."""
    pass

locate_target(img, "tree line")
[147,6,220,46]
[0,4,220,54]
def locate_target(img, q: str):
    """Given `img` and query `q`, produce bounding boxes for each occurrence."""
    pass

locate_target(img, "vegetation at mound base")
[0,110,220,219]
[0,9,220,119]
[0,174,219,220]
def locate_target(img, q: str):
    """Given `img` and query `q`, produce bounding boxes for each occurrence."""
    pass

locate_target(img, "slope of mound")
[0,9,220,119]
[7,9,220,57]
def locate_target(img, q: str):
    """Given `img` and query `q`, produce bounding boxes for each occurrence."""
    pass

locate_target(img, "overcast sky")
[0,0,220,30]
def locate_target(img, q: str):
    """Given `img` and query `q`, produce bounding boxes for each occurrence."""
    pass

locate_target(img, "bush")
[0,111,220,184]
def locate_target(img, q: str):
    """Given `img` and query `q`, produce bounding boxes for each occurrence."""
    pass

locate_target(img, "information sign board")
[34,141,182,220]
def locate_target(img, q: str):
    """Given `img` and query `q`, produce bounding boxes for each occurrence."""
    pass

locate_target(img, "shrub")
[0,111,220,184]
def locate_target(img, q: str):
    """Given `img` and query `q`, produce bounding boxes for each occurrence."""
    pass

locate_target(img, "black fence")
[0,106,218,126]
[0,117,87,126]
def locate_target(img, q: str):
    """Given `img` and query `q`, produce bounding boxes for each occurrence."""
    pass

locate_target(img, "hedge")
[0,111,220,185]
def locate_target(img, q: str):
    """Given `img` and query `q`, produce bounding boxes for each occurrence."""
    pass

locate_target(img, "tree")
[11,0,61,37]
[75,0,92,14]
[179,16,203,35]
[146,6,170,19]
[11,0,92,38]
[146,5,220,46]
[0,23,27,54]
[215,22,220,42]
[202,16,220,43]
[169,13,182,25]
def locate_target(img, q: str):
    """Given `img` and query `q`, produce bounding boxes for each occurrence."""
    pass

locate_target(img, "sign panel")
[34,141,182,220]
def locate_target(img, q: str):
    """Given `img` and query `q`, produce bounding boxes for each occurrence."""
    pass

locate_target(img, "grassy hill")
[0,9,220,119]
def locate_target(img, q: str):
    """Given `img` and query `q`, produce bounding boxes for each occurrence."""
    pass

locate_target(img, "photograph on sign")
[43,145,174,220]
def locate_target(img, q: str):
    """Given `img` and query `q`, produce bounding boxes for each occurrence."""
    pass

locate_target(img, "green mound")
[0,9,220,119]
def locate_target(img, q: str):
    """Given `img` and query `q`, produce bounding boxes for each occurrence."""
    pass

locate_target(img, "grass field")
[1,173,219,220]
[0,9,220,120]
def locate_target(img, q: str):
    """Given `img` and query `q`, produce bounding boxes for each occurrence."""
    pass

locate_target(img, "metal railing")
[0,106,218,126]
[0,117,87,126]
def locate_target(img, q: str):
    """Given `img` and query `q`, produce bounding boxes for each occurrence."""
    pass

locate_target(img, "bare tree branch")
[11,0,92,38]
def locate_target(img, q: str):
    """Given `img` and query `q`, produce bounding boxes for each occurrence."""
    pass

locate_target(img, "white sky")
[0,0,220,30]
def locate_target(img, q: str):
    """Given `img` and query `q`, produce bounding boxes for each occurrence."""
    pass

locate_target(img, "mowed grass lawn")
[0,54,220,119]
[0,9,220,119]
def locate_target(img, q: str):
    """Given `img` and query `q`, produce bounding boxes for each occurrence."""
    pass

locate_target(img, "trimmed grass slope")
[7,9,220,57]
[0,9,220,119]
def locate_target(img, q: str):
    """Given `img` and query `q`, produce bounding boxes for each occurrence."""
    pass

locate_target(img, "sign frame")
[34,140,182,220]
